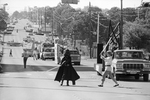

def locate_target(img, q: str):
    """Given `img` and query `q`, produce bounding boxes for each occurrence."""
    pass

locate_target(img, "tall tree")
[123,8,137,22]
[11,11,20,19]
[124,21,150,51]
[0,9,9,20]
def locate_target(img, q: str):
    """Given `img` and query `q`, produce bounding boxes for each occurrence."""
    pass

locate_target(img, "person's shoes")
[98,85,103,87]
[72,81,76,85]
[72,83,76,85]
[60,83,63,86]
[114,84,119,87]
[67,84,69,86]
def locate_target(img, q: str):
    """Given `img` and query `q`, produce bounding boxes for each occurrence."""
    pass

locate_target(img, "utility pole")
[89,2,92,58]
[120,0,123,49]
[44,7,46,33]
[52,8,54,40]
[97,13,99,48]
[96,12,103,64]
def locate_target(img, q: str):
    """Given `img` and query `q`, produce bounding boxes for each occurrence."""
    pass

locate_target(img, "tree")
[123,8,137,22]
[11,11,20,19]
[124,22,150,51]
[106,7,121,24]
[53,3,76,37]
[0,9,9,21]
[0,9,9,31]
[0,19,7,31]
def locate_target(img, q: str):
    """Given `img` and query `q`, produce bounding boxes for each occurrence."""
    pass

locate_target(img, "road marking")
[46,66,60,72]
[26,73,32,76]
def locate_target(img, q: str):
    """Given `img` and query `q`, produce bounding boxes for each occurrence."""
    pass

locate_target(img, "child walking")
[98,50,119,87]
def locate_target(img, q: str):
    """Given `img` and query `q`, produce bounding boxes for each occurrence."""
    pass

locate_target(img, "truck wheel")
[135,74,140,80]
[116,74,120,81]
[143,74,149,82]
[0,67,3,73]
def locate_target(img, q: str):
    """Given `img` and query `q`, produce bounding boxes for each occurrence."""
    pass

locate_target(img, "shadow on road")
[0,64,95,73]
[117,76,150,82]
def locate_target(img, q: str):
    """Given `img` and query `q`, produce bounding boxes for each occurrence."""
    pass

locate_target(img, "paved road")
[0,19,150,100]
[1,45,96,72]
[1,71,150,100]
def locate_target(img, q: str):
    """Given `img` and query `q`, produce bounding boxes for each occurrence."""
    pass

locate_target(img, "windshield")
[114,51,144,59]
[44,49,54,52]
[70,50,79,54]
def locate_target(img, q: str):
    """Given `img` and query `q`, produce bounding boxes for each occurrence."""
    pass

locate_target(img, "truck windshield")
[44,49,54,52]
[70,51,79,54]
[114,51,144,59]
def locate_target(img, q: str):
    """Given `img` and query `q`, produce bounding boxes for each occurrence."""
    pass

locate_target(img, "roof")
[114,49,144,52]
[68,49,78,51]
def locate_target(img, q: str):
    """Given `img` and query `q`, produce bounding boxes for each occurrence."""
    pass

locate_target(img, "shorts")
[105,65,112,71]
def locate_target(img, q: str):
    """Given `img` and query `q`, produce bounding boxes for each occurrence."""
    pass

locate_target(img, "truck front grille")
[71,56,78,60]
[123,64,143,70]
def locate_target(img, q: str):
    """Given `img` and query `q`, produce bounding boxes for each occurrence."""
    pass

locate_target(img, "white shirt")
[104,56,112,66]
[103,56,112,71]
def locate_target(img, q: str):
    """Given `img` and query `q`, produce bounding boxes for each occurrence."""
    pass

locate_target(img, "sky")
[0,0,150,15]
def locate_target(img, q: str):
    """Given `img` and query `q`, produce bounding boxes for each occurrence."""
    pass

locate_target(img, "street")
[0,19,150,100]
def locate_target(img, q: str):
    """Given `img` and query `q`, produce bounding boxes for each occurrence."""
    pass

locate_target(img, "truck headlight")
[116,63,123,70]
[144,64,150,68]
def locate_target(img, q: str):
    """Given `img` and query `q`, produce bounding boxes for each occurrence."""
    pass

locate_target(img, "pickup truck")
[112,49,150,81]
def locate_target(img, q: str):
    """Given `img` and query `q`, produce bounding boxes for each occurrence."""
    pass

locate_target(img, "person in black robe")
[54,49,80,86]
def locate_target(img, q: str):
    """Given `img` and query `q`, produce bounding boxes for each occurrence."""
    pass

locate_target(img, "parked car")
[112,49,150,81]
[33,28,39,33]
[7,26,14,31]
[25,25,33,32]
[7,41,23,46]
[26,27,33,32]
[29,32,34,36]
[69,49,81,65]
[23,36,33,43]
[4,26,14,34]
[40,47,55,60]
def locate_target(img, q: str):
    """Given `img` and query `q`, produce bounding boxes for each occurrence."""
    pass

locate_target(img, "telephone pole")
[96,12,103,64]
[89,2,92,58]
[44,7,46,32]
[120,0,123,49]
[52,8,54,40]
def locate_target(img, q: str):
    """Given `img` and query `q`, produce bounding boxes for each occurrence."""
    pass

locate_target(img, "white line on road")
[46,65,60,72]
[26,73,32,76]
